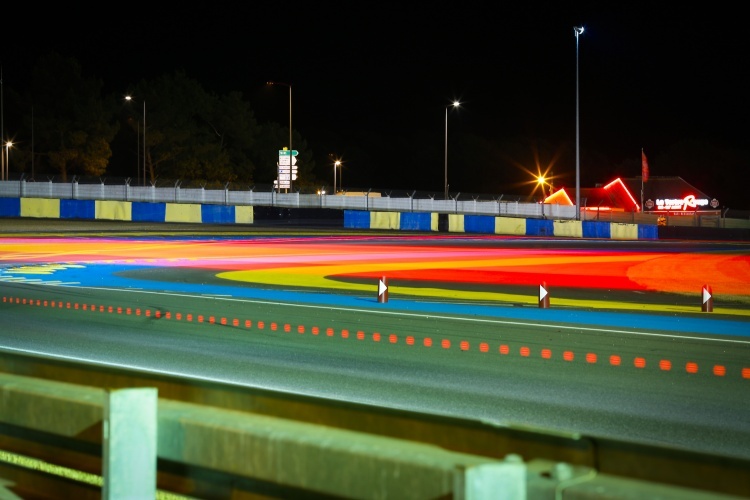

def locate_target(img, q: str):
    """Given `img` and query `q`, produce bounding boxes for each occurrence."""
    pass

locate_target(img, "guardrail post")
[454,454,526,500]
[102,387,158,500]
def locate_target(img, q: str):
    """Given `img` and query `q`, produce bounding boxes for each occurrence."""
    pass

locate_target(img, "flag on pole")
[641,149,649,182]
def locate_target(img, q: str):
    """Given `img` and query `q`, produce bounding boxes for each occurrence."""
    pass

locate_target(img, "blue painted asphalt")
[13,263,749,339]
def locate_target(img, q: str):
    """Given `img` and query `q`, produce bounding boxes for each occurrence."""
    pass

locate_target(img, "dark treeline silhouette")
[3,52,749,208]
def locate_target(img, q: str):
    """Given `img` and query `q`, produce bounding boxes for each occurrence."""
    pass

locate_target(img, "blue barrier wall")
[201,204,236,224]
[60,199,95,220]
[526,218,555,237]
[400,212,434,231]
[132,202,166,222]
[343,210,657,240]
[0,198,250,225]
[344,210,370,229]
[639,224,659,240]
[582,220,611,239]
[0,197,20,217]
[1,198,659,240]
[464,215,495,234]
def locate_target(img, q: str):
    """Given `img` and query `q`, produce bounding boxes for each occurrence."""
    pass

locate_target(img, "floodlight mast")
[444,101,460,200]
[574,26,584,220]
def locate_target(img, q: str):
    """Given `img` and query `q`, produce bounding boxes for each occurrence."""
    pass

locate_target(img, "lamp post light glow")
[574,26,584,220]
[444,100,460,200]
[125,95,146,186]
[267,81,293,193]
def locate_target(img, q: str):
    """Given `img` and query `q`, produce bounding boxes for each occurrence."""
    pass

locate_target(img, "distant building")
[543,176,720,215]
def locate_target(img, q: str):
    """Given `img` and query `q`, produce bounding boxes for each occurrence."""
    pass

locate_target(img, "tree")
[22,52,119,181]
[124,72,269,187]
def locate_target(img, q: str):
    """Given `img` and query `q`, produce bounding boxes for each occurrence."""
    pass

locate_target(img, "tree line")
[2,52,317,190]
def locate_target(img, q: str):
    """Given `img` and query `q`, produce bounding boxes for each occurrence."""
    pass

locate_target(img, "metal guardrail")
[0,370,522,499]
[2,179,748,228]
[0,179,573,219]
[1,361,740,499]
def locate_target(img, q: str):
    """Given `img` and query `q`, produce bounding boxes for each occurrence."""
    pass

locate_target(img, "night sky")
[3,3,748,207]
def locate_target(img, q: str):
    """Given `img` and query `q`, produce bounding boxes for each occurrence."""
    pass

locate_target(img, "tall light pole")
[574,26,584,220]
[125,95,146,186]
[5,141,11,175]
[1,65,4,181]
[334,160,341,194]
[267,81,292,193]
[444,101,460,200]
[142,100,146,185]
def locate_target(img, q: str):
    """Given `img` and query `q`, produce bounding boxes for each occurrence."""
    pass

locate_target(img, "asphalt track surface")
[1,218,750,469]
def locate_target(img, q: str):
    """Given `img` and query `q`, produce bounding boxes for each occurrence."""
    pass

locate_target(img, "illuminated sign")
[652,194,709,211]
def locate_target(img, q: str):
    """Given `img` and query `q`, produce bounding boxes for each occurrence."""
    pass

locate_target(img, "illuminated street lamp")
[537,175,547,196]
[574,26,584,220]
[444,100,460,200]
[125,95,146,186]
[267,81,292,193]
[334,160,341,194]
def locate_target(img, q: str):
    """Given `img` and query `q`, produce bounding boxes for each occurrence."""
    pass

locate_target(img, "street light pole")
[574,26,584,220]
[267,82,292,193]
[143,100,146,186]
[334,160,341,194]
[136,121,140,186]
[1,65,4,181]
[444,101,460,200]
[125,95,147,186]
[5,141,11,175]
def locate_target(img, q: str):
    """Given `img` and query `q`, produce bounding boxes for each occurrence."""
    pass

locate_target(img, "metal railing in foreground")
[0,352,745,499]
